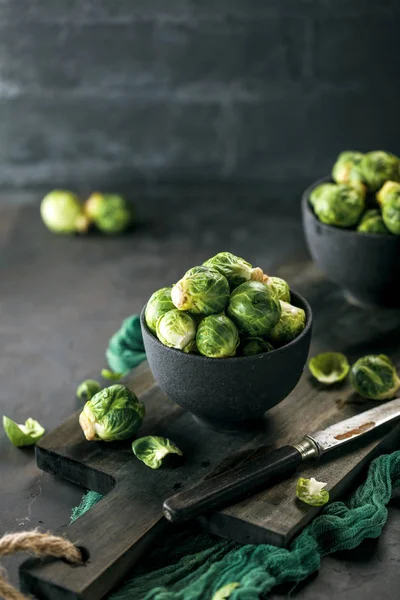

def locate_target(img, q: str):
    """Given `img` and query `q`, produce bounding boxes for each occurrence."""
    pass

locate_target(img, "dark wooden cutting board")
[20,356,400,600]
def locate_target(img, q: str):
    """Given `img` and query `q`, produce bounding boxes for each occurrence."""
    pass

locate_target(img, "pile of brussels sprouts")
[309,150,400,235]
[145,252,306,358]
[40,190,133,235]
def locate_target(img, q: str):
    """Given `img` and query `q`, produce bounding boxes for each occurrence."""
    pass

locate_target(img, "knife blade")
[163,397,400,523]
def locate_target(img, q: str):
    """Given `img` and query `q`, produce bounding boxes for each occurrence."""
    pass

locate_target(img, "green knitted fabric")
[106,315,147,374]
[71,450,400,600]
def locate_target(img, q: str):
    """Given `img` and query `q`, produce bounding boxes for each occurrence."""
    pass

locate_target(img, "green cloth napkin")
[106,315,147,374]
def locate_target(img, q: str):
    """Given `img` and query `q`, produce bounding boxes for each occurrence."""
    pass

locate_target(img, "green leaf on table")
[3,416,45,447]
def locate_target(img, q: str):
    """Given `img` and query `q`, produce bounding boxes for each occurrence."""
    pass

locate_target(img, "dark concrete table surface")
[1,194,400,599]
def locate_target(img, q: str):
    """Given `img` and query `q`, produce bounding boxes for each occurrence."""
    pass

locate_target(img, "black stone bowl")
[140,291,312,431]
[302,177,400,309]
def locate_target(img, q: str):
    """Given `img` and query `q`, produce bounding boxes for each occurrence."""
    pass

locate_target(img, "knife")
[163,397,400,523]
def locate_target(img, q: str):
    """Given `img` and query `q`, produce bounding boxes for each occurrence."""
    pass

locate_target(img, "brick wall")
[0,0,399,199]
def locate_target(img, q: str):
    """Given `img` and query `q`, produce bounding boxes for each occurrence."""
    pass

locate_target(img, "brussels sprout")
[382,192,400,235]
[267,301,305,346]
[85,193,133,234]
[156,309,196,351]
[350,355,400,400]
[40,190,89,235]
[309,183,337,208]
[240,337,274,356]
[76,379,102,401]
[196,314,239,358]
[376,180,400,206]
[296,477,329,507]
[308,352,350,385]
[145,287,175,334]
[332,150,365,186]
[132,436,183,469]
[171,266,230,315]
[203,251,264,290]
[3,416,45,447]
[265,276,291,302]
[101,369,124,381]
[311,183,365,228]
[79,384,145,442]
[356,209,390,234]
[227,281,281,337]
[360,151,400,192]
[212,582,241,600]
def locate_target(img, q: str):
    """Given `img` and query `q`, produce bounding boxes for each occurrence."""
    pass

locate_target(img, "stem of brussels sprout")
[79,411,96,441]
[171,284,186,309]
[75,214,90,233]
[250,267,265,282]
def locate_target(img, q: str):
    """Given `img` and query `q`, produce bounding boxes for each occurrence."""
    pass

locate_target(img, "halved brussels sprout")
[145,287,175,334]
[212,582,240,600]
[132,436,183,469]
[311,183,365,228]
[350,355,400,400]
[265,276,290,303]
[227,281,281,336]
[267,301,305,346]
[156,309,196,351]
[296,477,329,506]
[85,193,133,234]
[196,314,239,358]
[308,352,350,385]
[356,209,390,234]
[360,151,400,192]
[203,251,264,290]
[40,190,89,234]
[240,337,274,356]
[3,416,45,447]
[172,266,230,315]
[76,379,102,401]
[79,384,145,442]
[332,150,365,186]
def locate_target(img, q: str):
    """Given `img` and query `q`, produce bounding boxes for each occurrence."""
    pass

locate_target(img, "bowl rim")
[302,175,396,239]
[140,288,312,363]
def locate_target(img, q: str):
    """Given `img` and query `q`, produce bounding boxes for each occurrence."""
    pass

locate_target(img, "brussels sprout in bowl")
[140,290,312,430]
[302,177,400,308]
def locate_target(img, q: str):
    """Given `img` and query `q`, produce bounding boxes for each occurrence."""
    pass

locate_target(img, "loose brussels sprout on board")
[296,477,329,507]
[350,355,400,400]
[267,301,305,346]
[203,251,264,290]
[172,266,230,315]
[240,337,274,356]
[79,384,145,442]
[76,379,102,400]
[132,436,183,469]
[265,276,291,303]
[3,416,45,447]
[308,352,350,385]
[40,190,89,234]
[356,209,389,234]
[145,287,175,334]
[85,193,133,234]
[156,309,197,351]
[360,151,400,192]
[227,281,281,337]
[310,183,365,228]
[196,314,239,358]
[212,582,241,600]
[332,151,365,186]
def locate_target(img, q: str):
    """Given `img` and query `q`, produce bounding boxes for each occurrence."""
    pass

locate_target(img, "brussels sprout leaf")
[132,436,183,469]
[309,352,350,385]
[296,477,329,507]
[3,416,45,447]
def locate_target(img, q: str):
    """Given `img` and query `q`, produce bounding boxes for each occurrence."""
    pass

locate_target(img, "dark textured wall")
[0,1,399,198]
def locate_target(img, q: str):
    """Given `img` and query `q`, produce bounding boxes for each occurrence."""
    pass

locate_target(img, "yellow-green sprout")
[376,180,400,206]
[296,477,329,506]
[309,352,350,385]
[267,301,305,346]
[172,266,230,315]
[360,151,400,192]
[203,251,265,290]
[310,183,365,228]
[3,416,45,447]
[382,193,400,235]
[332,150,365,186]
[357,209,390,234]
[132,436,183,469]
[76,379,102,401]
[227,281,281,337]
[145,287,175,334]
[156,309,197,351]
[196,314,239,358]
[265,276,291,302]
[85,193,133,234]
[79,384,145,442]
[350,355,400,400]
[40,190,89,234]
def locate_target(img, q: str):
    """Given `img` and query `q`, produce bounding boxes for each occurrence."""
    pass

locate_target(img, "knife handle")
[163,445,302,523]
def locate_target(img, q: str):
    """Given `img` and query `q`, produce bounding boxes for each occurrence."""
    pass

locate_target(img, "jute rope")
[0,530,83,600]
